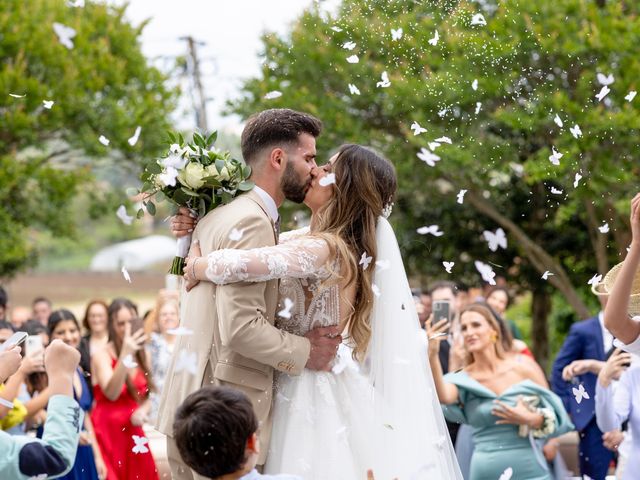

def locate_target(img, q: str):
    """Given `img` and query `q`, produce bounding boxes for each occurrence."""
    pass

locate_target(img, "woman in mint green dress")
[427,303,573,480]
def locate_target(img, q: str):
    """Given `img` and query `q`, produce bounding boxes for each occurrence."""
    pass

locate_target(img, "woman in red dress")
[91,298,158,480]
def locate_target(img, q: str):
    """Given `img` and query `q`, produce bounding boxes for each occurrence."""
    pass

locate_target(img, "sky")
[109,0,339,134]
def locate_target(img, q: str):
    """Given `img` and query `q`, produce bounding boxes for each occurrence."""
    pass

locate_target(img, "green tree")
[0,0,177,277]
[231,0,640,366]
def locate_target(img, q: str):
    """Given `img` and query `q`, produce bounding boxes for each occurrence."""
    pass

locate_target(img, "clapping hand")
[120,321,146,360]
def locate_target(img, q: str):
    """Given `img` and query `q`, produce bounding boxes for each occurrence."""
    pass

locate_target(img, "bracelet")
[191,257,199,280]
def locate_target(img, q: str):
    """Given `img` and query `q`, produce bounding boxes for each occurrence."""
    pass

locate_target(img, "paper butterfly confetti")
[550,187,563,195]
[42,100,54,109]
[572,384,590,404]
[128,126,141,146]
[417,148,440,167]
[457,189,467,204]
[121,266,131,283]
[391,28,403,40]
[116,205,134,225]
[595,85,610,102]
[588,273,603,286]
[359,252,373,270]
[475,261,496,285]
[278,298,294,319]
[264,91,282,100]
[625,91,637,102]
[428,30,439,46]
[470,13,487,26]
[499,467,514,480]
[472,79,478,91]
[376,71,391,88]
[597,73,614,86]
[411,121,427,136]
[475,102,482,114]
[569,124,582,139]
[553,114,563,128]
[53,22,76,49]
[132,435,150,454]
[549,147,563,165]
[342,41,356,50]
[598,222,610,233]
[319,173,336,187]
[541,271,554,280]
[372,284,381,297]
[229,228,244,241]
[348,84,361,95]
[573,173,582,188]
[443,262,455,273]
[9,93,26,98]
[417,225,444,236]
[483,228,507,252]
[98,135,110,146]
[346,55,359,64]
[166,326,194,336]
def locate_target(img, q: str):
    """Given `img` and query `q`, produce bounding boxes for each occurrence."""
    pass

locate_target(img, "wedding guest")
[32,297,52,327]
[428,303,573,480]
[595,348,637,480]
[9,306,31,330]
[48,309,107,480]
[551,294,614,480]
[604,193,640,352]
[91,298,158,480]
[0,339,83,480]
[173,386,301,480]
[80,300,110,374]
[145,294,179,422]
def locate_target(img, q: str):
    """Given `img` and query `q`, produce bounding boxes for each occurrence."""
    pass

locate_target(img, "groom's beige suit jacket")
[156,189,311,465]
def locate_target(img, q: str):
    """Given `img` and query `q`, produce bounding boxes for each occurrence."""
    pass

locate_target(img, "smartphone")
[25,335,44,354]
[432,300,451,323]
[0,331,28,352]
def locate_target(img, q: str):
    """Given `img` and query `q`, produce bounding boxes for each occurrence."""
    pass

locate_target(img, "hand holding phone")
[0,331,28,353]
[432,300,451,323]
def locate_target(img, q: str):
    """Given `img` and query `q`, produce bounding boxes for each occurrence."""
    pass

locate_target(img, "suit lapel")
[591,317,605,360]
[245,189,279,244]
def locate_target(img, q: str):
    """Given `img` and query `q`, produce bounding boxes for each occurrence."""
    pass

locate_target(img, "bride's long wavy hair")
[313,144,397,360]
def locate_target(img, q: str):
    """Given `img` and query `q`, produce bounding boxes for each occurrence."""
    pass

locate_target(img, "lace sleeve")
[204,235,331,284]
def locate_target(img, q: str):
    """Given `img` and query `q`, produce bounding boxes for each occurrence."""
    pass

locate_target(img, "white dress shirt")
[252,185,279,223]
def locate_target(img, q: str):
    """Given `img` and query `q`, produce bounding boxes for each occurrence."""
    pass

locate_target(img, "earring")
[490,332,498,343]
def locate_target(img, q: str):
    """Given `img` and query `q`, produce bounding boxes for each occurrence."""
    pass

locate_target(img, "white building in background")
[90,235,177,271]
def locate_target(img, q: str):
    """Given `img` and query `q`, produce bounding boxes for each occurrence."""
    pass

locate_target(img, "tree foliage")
[231,0,640,363]
[0,0,177,277]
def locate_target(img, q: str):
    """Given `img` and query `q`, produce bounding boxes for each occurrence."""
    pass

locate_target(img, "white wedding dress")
[204,219,462,480]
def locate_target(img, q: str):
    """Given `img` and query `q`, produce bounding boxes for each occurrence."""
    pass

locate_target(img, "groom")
[157,109,342,479]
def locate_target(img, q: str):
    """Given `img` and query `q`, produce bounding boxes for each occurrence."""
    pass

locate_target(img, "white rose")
[218,165,231,181]
[204,164,231,182]
[178,162,206,190]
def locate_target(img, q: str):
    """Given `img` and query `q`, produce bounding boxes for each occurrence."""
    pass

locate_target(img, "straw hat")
[591,262,640,317]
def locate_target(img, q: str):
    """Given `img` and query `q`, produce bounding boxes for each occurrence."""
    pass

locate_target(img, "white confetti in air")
[475,102,482,114]
[342,41,356,50]
[331,25,343,32]
[499,467,514,480]
[574,172,583,188]
[483,228,507,252]
[549,147,563,166]
[391,28,403,40]
[472,79,478,91]
[597,73,615,86]
[428,141,441,151]
[470,13,487,26]
[569,124,582,139]
[598,222,610,234]
[553,114,563,128]
[541,271,554,280]
[625,91,637,102]
[278,298,294,319]
[229,228,244,241]
[457,189,467,204]
[121,266,132,283]
[372,284,381,297]
[375,259,390,271]
[550,187,563,195]
[572,384,590,404]
[128,126,141,146]
[166,326,194,336]
[131,435,149,454]
[595,85,610,102]
[411,121,427,136]
[68,0,85,6]
[376,71,391,88]
[98,135,110,146]
[158,167,179,187]
[116,205,134,225]
[417,225,444,237]
[359,252,373,270]
[348,83,360,95]
[319,173,336,187]
[434,136,452,144]
[588,273,603,286]
[42,100,54,109]
[53,22,76,49]
[443,262,455,274]
[417,148,440,167]
[9,93,26,98]
[122,354,138,369]
[475,260,497,285]
[428,30,439,46]
[346,55,359,64]
[175,350,198,375]
[264,91,282,100]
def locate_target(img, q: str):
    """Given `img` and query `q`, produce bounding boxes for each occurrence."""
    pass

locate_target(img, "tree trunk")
[464,189,591,319]
[584,200,609,275]
[531,287,552,371]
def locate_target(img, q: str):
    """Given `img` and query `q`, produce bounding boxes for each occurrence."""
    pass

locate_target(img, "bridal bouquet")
[137,131,253,274]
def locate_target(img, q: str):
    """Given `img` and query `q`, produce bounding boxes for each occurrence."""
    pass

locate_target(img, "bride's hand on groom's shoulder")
[183,240,202,292]
[171,206,198,238]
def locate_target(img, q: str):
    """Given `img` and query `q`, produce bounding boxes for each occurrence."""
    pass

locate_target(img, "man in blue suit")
[551,299,615,480]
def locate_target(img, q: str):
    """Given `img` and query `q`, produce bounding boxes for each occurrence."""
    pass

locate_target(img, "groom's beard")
[281,162,309,204]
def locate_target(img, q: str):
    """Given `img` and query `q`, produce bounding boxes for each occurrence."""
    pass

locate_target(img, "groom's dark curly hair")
[241,108,322,166]
[173,386,258,478]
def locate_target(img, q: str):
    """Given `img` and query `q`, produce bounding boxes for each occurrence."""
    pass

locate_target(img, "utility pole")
[180,36,208,132]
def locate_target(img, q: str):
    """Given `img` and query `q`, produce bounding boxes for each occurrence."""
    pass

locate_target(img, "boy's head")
[173,386,259,479]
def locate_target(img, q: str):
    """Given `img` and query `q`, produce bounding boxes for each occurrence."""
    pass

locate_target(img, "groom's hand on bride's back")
[171,206,198,237]
[304,325,342,371]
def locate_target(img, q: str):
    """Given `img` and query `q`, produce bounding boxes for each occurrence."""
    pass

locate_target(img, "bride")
[182,144,462,479]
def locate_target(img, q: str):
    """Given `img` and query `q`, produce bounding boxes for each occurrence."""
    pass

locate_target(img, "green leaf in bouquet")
[180,187,199,197]
[171,189,190,205]
[146,161,162,174]
[145,201,157,215]
[238,181,255,191]
[167,131,177,144]
[242,165,252,178]
[154,191,166,202]
[136,208,145,219]
[207,131,218,146]
[198,197,207,217]
[178,132,185,145]
[215,159,225,173]
[126,187,139,197]
[221,191,233,204]
[141,181,153,193]
[202,176,222,187]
